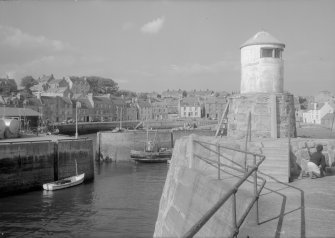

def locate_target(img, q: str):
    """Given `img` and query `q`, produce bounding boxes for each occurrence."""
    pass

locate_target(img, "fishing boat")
[130,130,172,163]
[130,150,172,163]
[43,160,85,191]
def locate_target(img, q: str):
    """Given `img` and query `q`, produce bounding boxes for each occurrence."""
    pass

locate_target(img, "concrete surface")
[239,175,335,238]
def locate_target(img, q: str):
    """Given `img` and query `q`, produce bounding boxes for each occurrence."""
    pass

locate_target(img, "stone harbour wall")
[227,93,296,139]
[0,138,94,197]
[57,139,94,181]
[154,135,256,237]
[96,129,215,162]
[0,141,54,195]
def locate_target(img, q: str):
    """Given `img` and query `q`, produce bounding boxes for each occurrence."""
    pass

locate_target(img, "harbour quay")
[0,135,94,197]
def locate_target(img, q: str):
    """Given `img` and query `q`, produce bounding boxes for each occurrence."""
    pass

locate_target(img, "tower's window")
[261,48,282,58]
[261,48,273,58]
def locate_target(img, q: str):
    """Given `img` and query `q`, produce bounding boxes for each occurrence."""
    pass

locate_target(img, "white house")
[179,97,202,118]
[303,101,335,124]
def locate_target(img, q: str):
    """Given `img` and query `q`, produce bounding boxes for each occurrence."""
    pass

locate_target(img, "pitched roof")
[0,107,41,117]
[93,96,113,104]
[180,97,201,106]
[241,31,285,49]
[72,98,93,109]
[322,113,335,120]
[137,100,151,108]
[45,87,68,94]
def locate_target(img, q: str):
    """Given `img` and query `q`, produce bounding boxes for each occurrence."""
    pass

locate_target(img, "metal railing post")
[253,154,259,225]
[217,143,221,180]
[244,112,251,172]
[232,191,238,236]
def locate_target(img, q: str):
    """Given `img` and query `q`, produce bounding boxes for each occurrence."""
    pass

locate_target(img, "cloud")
[168,60,239,75]
[0,25,69,52]
[140,17,165,34]
[0,25,76,65]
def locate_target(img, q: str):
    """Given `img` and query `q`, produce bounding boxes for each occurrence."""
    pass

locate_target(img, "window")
[261,48,282,58]
[261,48,273,58]
[274,49,282,58]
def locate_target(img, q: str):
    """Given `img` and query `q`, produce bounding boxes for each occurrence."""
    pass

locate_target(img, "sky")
[0,0,334,96]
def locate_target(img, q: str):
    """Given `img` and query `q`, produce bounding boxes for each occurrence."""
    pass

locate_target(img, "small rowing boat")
[43,160,85,191]
[43,173,85,191]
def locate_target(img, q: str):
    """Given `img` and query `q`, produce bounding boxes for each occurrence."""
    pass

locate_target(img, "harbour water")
[0,134,168,237]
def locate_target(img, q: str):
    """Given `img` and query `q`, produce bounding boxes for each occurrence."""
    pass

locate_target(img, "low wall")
[57,139,94,181]
[0,138,94,197]
[96,129,215,162]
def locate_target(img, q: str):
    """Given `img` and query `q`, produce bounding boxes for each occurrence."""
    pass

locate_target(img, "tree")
[182,90,187,98]
[114,89,137,98]
[0,78,18,96]
[86,76,119,95]
[298,96,308,110]
[21,76,37,90]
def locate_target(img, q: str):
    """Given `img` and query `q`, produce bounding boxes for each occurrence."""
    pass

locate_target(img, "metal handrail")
[182,138,266,238]
[194,139,265,158]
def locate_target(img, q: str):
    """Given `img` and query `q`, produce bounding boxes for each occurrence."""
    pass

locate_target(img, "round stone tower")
[227,31,296,139]
[240,31,285,94]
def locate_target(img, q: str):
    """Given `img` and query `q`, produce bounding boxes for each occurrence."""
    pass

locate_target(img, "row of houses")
[0,92,229,125]
[0,74,231,126]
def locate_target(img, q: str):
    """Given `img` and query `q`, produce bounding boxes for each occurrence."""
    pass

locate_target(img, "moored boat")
[43,159,85,190]
[43,173,85,191]
[130,148,172,163]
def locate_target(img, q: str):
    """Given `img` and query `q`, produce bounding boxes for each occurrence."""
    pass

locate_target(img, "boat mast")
[75,159,78,175]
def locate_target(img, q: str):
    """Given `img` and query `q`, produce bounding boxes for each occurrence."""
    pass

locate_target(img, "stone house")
[204,96,227,120]
[125,103,138,121]
[92,96,114,122]
[41,96,73,123]
[72,96,94,122]
[65,76,91,95]
[152,101,168,120]
[137,100,153,120]
[110,96,127,121]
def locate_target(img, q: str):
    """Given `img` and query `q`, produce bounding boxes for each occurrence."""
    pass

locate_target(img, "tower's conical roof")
[241,31,285,48]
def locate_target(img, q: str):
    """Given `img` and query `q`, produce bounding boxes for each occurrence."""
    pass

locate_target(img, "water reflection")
[0,161,168,238]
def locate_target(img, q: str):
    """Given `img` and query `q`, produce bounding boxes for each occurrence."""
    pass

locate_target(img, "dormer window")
[260,48,282,58]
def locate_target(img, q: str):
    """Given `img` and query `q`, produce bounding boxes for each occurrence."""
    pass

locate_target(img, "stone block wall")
[97,130,215,162]
[57,138,94,181]
[0,141,54,195]
[154,135,256,237]
[0,138,94,197]
[227,93,296,139]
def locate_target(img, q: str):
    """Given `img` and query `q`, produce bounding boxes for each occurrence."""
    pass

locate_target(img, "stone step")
[261,147,288,153]
[257,150,289,183]
[260,141,289,148]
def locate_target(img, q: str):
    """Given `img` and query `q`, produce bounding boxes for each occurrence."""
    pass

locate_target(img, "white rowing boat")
[43,159,85,191]
[43,173,85,191]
